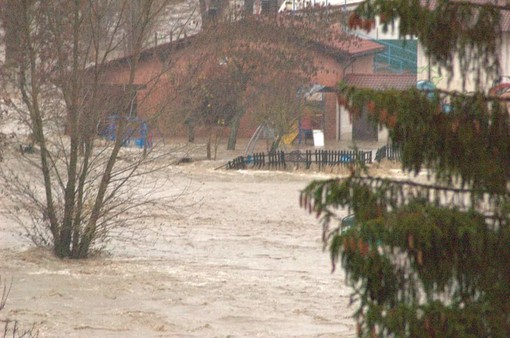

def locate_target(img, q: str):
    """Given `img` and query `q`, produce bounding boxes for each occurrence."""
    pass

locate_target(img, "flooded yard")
[0,143,360,337]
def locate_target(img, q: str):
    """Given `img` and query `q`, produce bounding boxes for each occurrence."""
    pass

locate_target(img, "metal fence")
[226,149,373,170]
[374,144,401,162]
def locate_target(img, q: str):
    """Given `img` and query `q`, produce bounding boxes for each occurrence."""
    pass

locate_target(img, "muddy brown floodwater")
[0,143,367,338]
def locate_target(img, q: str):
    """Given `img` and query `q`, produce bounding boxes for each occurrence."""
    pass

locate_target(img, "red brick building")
[339,73,417,142]
[96,30,391,144]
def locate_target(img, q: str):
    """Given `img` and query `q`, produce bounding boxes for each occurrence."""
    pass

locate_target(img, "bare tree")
[187,3,353,150]
[248,72,308,151]
[179,61,244,159]
[170,19,323,151]
[0,0,189,259]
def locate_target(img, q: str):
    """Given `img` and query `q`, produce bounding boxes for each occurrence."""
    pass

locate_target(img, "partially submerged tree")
[302,0,510,336]
[183,63,244,159]
[0,0,182,259]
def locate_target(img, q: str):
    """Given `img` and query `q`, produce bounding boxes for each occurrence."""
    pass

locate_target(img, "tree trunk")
[59,1,82,258]
[18,0,60,244]
[206,130,212,160]
[198,0,209,29]
[244,0,254,15]
[188,123,195,142]
[227,114,241,150]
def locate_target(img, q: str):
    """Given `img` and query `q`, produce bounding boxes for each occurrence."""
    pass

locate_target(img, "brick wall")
[99,41,378,142]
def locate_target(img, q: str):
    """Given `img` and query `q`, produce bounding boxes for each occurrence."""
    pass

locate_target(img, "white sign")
[313,129,324,147]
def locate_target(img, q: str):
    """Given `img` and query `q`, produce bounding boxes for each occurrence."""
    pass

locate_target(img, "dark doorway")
[352,108,378,142]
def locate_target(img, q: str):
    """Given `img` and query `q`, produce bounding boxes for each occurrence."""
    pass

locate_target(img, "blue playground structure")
[103,115,153,149]
[416,80,452,113]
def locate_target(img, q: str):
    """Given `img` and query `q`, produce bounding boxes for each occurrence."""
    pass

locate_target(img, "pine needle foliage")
[301,1,510,336]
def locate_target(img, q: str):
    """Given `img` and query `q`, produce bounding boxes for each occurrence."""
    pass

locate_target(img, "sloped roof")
[332,38,385,57]
[344,73,417,90]
[99,20,385,72]
[95,35,194,71]
[309,22,385,61]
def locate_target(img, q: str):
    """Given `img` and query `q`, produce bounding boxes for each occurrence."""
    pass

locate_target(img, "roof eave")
[348,46,386,58]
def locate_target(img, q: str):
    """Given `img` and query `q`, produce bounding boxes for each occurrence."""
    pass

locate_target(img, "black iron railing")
[226,149,373,170]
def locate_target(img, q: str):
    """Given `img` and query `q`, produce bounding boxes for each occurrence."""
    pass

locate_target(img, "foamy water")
[0,146,371,337]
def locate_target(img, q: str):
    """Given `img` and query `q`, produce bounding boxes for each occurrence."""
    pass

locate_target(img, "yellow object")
[282,123,299,145]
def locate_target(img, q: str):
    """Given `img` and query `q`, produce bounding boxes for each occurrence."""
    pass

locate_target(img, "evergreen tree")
[301,1,510,336]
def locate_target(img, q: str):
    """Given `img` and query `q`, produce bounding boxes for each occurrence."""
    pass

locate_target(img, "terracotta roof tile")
[344,73,417,90]
[332,38,385,56]
[312,23,386,57]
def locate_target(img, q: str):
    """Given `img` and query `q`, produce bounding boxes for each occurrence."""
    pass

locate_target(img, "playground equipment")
[490,81,510,115]
[103,115,152,149]
[245,85,327,154]
[416,80,452,113]
[245,121,318,156]
[416,80,437,100]
[282,123,299,145]
[244,122,275,155]
[245,120,324,155]
[490,81,510,96]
